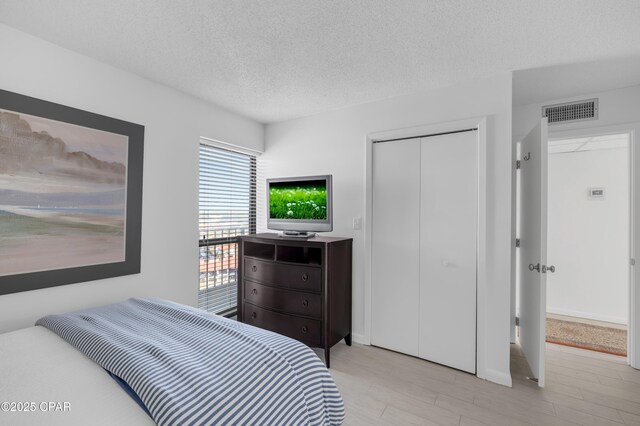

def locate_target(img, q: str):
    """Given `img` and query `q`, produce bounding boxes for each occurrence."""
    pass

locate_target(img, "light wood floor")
[322,341,640,425]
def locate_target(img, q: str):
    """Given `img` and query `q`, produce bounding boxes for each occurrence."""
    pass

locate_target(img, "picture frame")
[0,89,144,295]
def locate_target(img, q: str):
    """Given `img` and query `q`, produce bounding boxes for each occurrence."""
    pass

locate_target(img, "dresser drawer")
[244,258,321,293]
[244,281,322,319]
[243,303,322,347]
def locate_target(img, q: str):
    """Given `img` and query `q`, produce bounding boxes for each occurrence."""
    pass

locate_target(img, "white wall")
[259,74,514,386]
[547,146,629,324]
[514,85,640,139]
[512,84,640,363]
[0,24,264,333]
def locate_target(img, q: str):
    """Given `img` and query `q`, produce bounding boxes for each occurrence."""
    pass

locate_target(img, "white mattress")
[0,326,154,426]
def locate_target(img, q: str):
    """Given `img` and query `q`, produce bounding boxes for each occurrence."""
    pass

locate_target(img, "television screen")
[267,175,333,234]
[269,179,328,220]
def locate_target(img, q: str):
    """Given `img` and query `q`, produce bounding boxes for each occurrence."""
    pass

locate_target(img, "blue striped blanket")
[36,298,345,425]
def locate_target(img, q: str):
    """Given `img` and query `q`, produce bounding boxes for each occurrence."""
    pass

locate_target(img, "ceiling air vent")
[542,98,598,124]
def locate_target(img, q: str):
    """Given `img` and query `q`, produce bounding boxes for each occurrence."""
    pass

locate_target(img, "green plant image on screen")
[269,181,327,220]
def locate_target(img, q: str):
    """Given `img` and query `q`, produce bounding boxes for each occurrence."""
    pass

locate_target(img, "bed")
[0,298,345,425]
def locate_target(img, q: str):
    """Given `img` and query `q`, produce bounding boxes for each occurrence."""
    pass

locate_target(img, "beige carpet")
[546,318,627,356]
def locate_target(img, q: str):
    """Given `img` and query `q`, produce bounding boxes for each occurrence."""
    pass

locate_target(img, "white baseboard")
[547,307,626,325]
[352,333,367,345]
[480,368,512,387]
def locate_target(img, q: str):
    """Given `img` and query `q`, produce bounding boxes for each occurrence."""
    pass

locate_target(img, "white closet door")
[419,131,477,373]
[371,139,421,356]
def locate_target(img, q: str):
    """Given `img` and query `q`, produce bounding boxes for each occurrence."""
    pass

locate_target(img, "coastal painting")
[0,109,128,275]
[0,89,144,295]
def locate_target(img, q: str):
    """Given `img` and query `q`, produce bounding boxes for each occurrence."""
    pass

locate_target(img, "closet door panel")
[371,139,421,356]
[419,131,477,373]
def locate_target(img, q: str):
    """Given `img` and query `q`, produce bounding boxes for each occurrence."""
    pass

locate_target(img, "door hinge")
[515,238,521,248]
[632,258,636,266]
[515,316,520,326]
[516,160,521,170]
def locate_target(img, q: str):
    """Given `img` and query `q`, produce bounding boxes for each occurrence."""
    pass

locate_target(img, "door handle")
[542,265,555,273]
[528,263,540,272]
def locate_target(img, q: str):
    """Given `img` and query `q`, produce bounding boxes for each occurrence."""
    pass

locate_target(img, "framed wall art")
[0,89,144,295]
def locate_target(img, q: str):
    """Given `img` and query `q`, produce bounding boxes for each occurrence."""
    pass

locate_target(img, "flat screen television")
[267,175,333,236]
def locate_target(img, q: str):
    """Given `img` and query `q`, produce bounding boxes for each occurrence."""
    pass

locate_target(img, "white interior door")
[419,131,478,373]
[518,118,548,387]
[371,139,421,356]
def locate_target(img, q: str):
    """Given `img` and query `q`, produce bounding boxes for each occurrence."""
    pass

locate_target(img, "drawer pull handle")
[302,326,308,334]
[252,265,257,272]
[302,299,309,307]
[251,312,257,319]
[302,273,308,282]
[251,289,257,295]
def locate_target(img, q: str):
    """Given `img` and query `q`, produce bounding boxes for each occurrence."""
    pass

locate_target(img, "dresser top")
[240,233,352,244]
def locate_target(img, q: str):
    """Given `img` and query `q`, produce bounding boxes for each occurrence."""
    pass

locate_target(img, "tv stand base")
[280,231,315,239]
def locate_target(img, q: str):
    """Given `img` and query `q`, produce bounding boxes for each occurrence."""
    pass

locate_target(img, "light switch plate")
[352,217,362,230]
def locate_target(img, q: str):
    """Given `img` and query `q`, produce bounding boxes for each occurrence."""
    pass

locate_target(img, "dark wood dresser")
[237,233,352,367]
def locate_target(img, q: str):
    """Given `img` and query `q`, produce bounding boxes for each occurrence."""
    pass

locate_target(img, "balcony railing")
[198,230,248,315]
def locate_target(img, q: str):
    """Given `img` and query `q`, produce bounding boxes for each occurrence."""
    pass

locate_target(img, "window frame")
[198,141,257,316]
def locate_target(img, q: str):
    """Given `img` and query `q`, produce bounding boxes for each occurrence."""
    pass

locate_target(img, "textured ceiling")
[1,1,640,123]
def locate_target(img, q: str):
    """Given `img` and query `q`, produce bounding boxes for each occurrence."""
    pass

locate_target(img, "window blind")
[198,143,256,315]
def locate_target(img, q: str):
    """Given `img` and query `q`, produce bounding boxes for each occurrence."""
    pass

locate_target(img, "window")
[199,143,256,315]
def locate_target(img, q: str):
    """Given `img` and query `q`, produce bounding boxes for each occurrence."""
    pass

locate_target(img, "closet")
[371,129,478,373]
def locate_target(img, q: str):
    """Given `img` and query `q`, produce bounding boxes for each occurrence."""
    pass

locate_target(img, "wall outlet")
[352,217,362,230]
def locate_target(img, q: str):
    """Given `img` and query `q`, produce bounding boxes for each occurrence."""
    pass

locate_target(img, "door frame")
[512,122,639,368]
[364,116,490,380]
